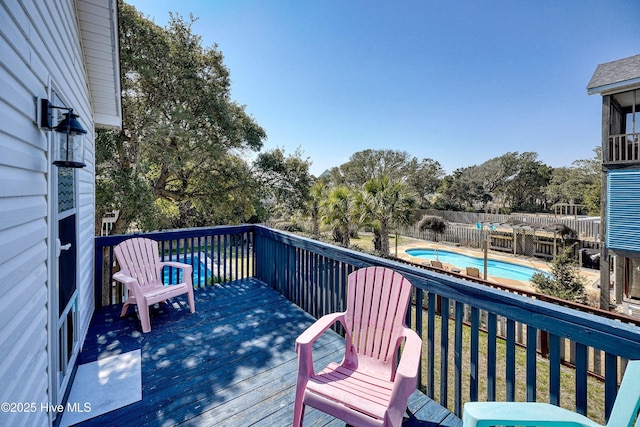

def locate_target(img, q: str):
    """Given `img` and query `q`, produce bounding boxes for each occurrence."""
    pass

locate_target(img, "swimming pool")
[163,253,216,286]
[405,249,547,281]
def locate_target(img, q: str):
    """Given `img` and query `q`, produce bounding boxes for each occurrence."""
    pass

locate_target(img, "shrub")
[531,246,586,303]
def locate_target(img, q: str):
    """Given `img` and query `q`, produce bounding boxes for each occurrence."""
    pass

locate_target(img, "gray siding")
[0,0,97,425]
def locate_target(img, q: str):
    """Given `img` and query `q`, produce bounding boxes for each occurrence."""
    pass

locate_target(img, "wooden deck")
[75,278,461,426]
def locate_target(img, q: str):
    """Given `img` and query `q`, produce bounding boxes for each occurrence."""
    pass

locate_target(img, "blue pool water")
[405,249,546,281]
[163,255,212,286]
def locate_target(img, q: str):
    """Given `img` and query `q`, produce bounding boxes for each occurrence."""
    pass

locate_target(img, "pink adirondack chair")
[113,237,195,333]
[293,266,422,427]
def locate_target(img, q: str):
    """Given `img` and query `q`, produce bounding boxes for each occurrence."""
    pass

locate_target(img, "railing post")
[94,243,103,308]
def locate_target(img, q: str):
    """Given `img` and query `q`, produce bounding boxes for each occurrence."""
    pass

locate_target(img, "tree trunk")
[380,221,390,255]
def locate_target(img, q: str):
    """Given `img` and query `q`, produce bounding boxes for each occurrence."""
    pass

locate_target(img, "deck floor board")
[73,278,460,426]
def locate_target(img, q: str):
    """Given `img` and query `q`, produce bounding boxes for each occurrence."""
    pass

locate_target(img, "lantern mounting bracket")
[38,98,87,168]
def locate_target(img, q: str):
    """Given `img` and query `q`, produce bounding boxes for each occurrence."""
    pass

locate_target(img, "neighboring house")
[0,1,121,426]
[587,54,640,309]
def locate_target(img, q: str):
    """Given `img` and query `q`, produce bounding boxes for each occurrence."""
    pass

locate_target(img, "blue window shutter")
[607,170,640,252]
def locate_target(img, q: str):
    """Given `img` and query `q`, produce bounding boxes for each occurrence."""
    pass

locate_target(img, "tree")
[321,186,360,247]
[96,2,266,233]
[405,158,445,208]
[437,152,552,212]
[253,148,314,218]
[503,152,552,212]
[418,215,447,242]
[307,181,326,237]
[334,149,413,187]
[545,147,601,215]
[436,167,482,211]
[360,176,418,255]
[329,149,443,207]
[531,246,586,302]
[574,147,601,215]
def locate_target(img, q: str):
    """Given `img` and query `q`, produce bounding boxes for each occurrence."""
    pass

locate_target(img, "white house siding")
[0,0,100,425]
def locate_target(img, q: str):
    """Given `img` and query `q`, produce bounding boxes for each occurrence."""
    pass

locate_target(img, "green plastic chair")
[462,360,640,427]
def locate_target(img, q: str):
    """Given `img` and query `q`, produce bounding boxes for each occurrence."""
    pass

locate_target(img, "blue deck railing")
[94,225,254,307]
[95,224,640,423]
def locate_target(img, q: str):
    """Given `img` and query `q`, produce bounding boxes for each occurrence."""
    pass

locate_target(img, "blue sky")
[126,0,640,177]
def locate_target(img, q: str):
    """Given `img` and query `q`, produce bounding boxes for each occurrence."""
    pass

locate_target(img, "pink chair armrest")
[113,271,138,287]
[159,261,193,284]
[296,312,345,377]
[296,311,345,350]
[389,327,422,409]
[160,261,192,270]
[395,328,422,379]
[113,272,145,302]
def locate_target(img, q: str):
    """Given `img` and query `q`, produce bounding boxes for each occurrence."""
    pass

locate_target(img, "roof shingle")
[587,54,640,93]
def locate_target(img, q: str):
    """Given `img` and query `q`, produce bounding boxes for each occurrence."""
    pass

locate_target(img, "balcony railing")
[94,225,254,307]
[607,132,640,164]
[95,225,640,423]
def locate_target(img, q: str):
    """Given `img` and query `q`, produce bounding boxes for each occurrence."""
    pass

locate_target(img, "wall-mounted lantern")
[39,98,87,168]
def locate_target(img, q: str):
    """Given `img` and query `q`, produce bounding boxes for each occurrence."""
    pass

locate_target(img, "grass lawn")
[348,231,422,255]
[415,308,606,424]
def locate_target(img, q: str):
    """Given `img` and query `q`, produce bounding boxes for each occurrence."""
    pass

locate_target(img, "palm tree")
[361,176,418,256]
[320,186,359,247]
[307,182,326,237]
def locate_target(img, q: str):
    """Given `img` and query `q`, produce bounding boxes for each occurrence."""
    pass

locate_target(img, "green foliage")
[418,215,447,234]
[97,2,267,233]
[273,221,304,233]
[583,182,601,216]
[253,148,314,217]
[418,215,447,242]
[360,176,418,255]
[307,182,326,237]
[545,147,601,214]
[328,149,443,208]
[320,186,360,247]
[531,246,586,302]
[439,152,552,212]
[502,152,553,211]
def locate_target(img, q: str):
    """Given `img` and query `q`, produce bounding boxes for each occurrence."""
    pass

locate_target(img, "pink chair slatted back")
[343,266,413,372]
[114,238,162,287]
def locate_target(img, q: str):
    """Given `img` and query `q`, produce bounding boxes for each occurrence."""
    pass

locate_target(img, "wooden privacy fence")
[400,222,601,260]
[415,210,601,240]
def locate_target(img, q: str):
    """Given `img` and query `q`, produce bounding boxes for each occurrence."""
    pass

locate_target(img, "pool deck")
[396,240,600,294]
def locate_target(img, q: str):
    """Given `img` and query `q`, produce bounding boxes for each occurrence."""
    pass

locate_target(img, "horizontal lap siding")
[606,170,640,252]
[0,0,97,426]
[0,1,50,425]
